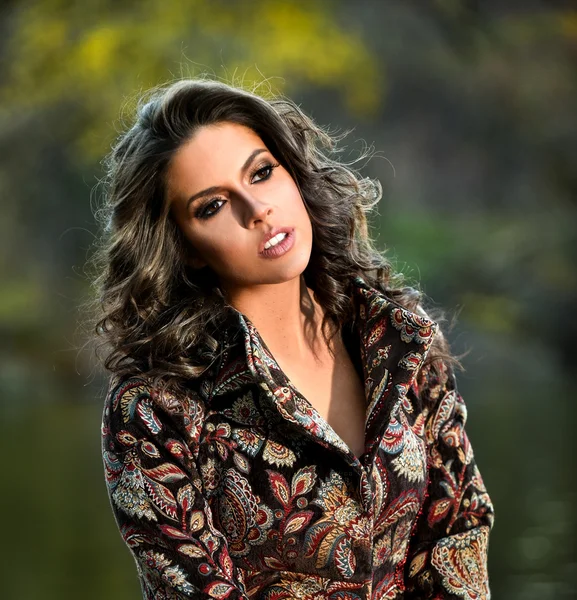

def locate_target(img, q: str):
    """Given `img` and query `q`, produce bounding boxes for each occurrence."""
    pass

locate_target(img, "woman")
[95,79,494,599]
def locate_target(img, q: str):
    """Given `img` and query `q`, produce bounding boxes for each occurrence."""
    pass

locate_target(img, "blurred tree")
[0,0,380,162]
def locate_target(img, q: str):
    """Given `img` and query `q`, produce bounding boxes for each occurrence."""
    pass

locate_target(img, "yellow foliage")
[0,0,382,162]
[77,27,121,76]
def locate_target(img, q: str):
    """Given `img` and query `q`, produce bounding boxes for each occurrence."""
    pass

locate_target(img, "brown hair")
[89,78,454,392]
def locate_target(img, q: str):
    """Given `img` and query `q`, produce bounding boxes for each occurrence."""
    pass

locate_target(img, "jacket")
[101,276,495,599]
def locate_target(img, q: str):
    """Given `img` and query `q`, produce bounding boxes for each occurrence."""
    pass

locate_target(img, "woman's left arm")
[403,361,495,599]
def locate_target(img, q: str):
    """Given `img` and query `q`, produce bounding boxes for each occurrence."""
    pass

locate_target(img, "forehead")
[166,122,267,202]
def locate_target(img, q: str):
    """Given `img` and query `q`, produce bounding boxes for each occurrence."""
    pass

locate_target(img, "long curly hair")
[90,78,453,393]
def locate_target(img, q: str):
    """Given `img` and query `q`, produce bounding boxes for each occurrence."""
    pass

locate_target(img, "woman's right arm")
[101,376,249,600]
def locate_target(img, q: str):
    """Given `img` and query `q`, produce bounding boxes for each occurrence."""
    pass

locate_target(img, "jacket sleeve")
[101,376,249,600]
[403,360,495,600]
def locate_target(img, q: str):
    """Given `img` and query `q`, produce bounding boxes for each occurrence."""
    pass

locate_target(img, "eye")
[196,197,226,220]
[251,162,279,183]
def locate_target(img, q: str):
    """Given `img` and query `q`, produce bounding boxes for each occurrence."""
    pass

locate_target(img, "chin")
[265,249,312,284]
[243,254,312,287]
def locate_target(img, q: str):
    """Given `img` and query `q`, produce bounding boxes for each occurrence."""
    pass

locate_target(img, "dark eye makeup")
[250,161,279,184]
[194,160,280,220]
[196,197,226,220]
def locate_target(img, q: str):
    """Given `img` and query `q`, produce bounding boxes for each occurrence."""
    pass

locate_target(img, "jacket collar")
[207,276,438,468]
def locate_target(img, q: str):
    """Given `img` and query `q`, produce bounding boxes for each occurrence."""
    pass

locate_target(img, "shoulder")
[414,357,455,402]
[102,373,208,450]
[406,306,459,413]
[410,302,456,383]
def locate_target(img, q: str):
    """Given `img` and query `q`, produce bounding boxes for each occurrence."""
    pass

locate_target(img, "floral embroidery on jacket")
[101,276,494,599]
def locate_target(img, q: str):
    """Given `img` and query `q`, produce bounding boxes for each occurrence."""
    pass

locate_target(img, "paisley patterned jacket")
[101,276,495,599]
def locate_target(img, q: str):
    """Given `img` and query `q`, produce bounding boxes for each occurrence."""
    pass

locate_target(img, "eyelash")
[195,161,280,220]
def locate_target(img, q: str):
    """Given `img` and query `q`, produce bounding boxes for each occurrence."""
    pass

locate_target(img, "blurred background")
[0,0,575,598]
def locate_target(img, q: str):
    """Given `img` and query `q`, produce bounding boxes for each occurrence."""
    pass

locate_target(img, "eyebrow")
[185,148,268,210]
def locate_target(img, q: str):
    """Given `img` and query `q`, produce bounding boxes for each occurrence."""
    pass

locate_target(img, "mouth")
[259,227,295,258]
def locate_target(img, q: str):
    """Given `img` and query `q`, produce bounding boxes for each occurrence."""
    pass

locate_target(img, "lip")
[259,227,295,258]
[258,227,295,254]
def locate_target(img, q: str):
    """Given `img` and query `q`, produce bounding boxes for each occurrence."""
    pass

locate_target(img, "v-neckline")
[255,317,369,466]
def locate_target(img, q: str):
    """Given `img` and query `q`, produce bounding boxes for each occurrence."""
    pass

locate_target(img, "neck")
[224,276,336,363]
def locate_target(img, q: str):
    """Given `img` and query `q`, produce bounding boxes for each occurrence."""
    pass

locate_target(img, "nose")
[237,189,273,228]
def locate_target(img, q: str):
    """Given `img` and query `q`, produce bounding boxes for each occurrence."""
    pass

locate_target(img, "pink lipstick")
[259,228,295,259]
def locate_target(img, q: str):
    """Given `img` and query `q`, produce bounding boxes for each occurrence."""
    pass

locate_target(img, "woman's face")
[167,122,313,296]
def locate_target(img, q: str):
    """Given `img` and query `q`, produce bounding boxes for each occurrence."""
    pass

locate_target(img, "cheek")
[193,230,246,267]
[295,194,313,232]
[278,182,308,220]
